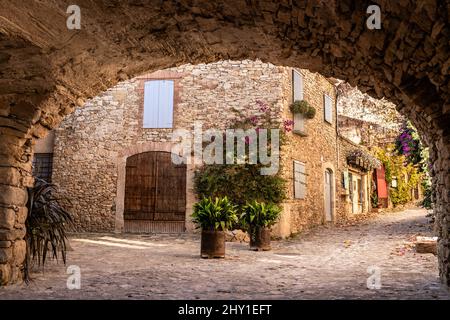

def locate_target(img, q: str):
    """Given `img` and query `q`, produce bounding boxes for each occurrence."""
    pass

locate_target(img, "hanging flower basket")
[289,100,316,119]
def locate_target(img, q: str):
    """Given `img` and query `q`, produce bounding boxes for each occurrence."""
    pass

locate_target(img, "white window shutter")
[293,70,303,101]
[293,112,305,133]
[294,161,306,199]
[143,80,174,128]
[158,80,174,128]
[324,94,332,123]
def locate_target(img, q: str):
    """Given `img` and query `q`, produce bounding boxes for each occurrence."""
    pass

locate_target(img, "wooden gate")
[124,151,186,233]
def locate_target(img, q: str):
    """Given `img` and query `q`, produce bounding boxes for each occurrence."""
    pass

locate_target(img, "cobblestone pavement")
[1,207,449,299]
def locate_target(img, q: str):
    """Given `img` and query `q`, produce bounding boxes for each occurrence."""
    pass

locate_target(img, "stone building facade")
[34,60,365,238]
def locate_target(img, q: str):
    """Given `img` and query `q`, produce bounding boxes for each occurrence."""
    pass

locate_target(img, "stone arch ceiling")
[0,0,448,140]
[0,0,449,285]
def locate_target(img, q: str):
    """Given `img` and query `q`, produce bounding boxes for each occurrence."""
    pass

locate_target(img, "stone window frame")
[135,70,184,132]
[114,142,196,233]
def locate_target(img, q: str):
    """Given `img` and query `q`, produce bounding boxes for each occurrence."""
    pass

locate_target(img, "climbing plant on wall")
[373,145,423,207]
[194,100,287,207]
[394,121,432,208]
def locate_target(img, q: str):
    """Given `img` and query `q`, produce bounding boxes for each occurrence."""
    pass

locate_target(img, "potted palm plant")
[240,200,281,251]
[192,196,238,258]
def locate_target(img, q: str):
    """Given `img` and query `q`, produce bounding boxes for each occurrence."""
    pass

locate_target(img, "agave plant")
[24,178,74,283]
[240,200,281,229]
[192,196,238,231]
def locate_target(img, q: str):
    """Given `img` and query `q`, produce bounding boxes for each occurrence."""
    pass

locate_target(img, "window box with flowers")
[289,100,316,136]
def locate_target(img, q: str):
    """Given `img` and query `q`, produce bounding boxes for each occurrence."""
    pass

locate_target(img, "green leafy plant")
[192,196,238,231]
[240,200,281,229]
[289,100,316,119]
[372,145,423,207]
[194,164,286,207]
[370,192,379,208]
[25,178,74,283]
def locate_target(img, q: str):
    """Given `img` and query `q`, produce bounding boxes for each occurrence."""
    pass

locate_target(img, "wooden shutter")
[292,69,303,101]
[294,161,306,199]
[376,166,388,198]
[324,94,332,123]
[143,80,174,128]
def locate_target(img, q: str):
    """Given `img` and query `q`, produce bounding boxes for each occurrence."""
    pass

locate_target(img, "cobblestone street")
[1,207,449,300]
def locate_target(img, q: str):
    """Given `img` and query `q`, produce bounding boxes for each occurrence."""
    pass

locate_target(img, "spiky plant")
[24,178,73,283]
[192,196,238,231]
[240,200,281,229]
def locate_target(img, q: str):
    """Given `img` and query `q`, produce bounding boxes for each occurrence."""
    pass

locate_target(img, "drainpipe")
[335,84,340,170]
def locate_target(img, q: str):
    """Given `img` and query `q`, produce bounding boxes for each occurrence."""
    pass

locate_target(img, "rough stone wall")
[0,0,448,286]
[337,83,405,129]
[276,69,339,237]
[338,115,399,148]
[52,60,286,232]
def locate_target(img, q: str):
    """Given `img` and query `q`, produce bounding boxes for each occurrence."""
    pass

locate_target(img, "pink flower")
[249,116,258,125]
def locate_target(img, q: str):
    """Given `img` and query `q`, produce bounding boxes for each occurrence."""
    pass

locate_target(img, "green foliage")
[289,100,316,119]
[373,145,423,207]
[191,196,239,231]
[240,200,281,229]
[25,178,74,283]
[370,192,378,208]
[421,178,433,209]
[194,164,286,207]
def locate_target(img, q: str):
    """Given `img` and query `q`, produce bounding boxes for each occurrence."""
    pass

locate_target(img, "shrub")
[191,196,238,231]
[194,164,286,207]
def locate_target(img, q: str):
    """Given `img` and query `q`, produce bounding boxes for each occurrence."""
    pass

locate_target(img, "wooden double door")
[124,151,186,233]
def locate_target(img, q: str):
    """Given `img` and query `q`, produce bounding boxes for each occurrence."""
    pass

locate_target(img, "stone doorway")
[123,151,186,233]
[324,169,333,222]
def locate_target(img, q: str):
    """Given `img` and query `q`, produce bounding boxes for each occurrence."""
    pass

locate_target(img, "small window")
[294,161,306,199]
[32,153,54,182]
[324,94,333,124]
[292,69,303,102]
[143,80,174,128]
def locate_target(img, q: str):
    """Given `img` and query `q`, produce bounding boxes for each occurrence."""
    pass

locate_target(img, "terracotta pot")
[200,229,225,258]
[249,226,271,251]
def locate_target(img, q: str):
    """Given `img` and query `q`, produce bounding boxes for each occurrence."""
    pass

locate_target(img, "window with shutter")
[293,112,305,134]
[143,80,174,128]
[292,70,306,135]
[292,69,303,102]
[324,94,332,124]
[294,161,307,199]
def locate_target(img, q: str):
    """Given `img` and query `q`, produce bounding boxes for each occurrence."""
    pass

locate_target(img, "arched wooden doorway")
[124,151,186,233]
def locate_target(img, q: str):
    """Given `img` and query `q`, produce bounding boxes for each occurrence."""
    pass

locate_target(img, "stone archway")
[0,1,448,285]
